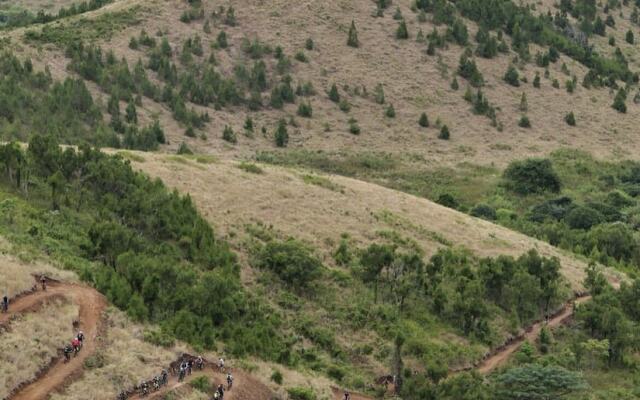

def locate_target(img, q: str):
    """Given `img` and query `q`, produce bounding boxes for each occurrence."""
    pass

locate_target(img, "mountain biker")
[63,344,73,362]
[218,357,225,371]
[195,355,204,370]
[226,372,234,389]
[77,330,85,343]
[161,369,168,385]
[344,390,351,400]
[2,295,7,313]
[72,337,81,355]
[178,363,186,382]
[216,384,225,399]
[40,276,47,291]
[186,359,192,375]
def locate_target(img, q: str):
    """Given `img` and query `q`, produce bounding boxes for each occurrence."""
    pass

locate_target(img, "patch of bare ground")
[129,152,624,291]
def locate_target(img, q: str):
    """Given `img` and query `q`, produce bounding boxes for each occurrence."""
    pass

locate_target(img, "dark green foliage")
[503,158,561,195]
[0,0,113,28]
[565,111,576,126]
[438,125,450,140]
[385,103,396,118]
[224,6,237,26]
[177,142,193,155]
[297,101,313,118]
[125,99,137,124]
[494,364,586,399]
[0,137,285,358]
[328,83,340,103]
[347,20,359,47]
[348,118,361,135]
[470,204,497,220]
[305,38,314,50]
[222,125,237,144]
[475,27,498,58]
[397,20,409,39]
[565,206,604,230]
[518,115,531,128]
[374,83,385,104]
[626,29,635,44]
[419,112,429,127]
[504,65,520,86]
[294,51,308,62]
[338,98,351,113]
[450,77,459,90]
[447,19,468,45]
[255,239,322,288]
[436,193,459,209]
[457,54,484,87]
[287,387,316,400]
[190,376,211,392]
[271,370,283,385]
[612,88,627,113]
[274,119,289,147]
[533,73,541,88]
[217,30,228,48]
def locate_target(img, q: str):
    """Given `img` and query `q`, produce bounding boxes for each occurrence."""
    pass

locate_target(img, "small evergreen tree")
[347,20,359,48]
[222,125,237,143]
[274,119,289,147]
[519,92,528,112]
[305,38,314,50]
[348,118,361,135]
[374,84,385,104]
[451,77,459,90]
[626,29,635,44]
[504,65,520,86]
[177,142,193,155]
[419,112,429,127]
[438,125,450,140]
[339,98,351,112]
[518,115,531,128]
[129,37,139,50]
[385,103,396,118]
[396,20,409,39]
[244,116,254,132]
[125,100,137,124]
[185,126,196,137]
[297,101,313,117]
[565,112,576,126]
[533,73,541,88]
[328,83,340,103]
[393,7,403,20]
[217,31,228,48]
[612,88,627,113]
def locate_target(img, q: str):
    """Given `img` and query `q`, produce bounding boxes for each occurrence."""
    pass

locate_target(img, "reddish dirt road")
[476,295,591,374]
[5,281,106,400]
[128,367,272,400]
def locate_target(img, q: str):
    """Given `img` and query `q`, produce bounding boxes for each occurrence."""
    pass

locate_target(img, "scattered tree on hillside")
[274,119,289,147]
[419,112,429,127]
[504,65,520,86]
[396,20,409,39]
[612,88,627,113]
[347,20,359,47]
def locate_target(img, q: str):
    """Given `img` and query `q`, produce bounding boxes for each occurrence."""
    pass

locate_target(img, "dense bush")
[503,159,561,195]
[254,239,323,288]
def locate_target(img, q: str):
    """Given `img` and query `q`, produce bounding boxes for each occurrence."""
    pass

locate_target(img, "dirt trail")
[128,367,272,400]
[4,281,107,400]
[476,295,591,374]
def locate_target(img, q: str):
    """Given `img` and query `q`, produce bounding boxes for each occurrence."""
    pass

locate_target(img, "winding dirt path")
[476,295,592,374]
[128,367,272,400]
[3,281,106,400]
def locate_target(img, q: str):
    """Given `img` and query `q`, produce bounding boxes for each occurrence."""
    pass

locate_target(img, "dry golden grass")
[7,0,640,168]
[50,307,184,400]
[0,299,79,399]
[129,152,624,291]
[0,239,77,298]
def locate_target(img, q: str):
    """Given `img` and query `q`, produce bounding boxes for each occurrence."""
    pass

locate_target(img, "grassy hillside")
[1,0,640,399]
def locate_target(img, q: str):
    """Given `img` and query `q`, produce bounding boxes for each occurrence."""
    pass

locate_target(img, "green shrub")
[295,51,308,62]
[626,29,635,44]
[450,77,459,90]
[274,119,289,147]
[238,162,263,174]
[271,370,283,385]
[419,112,429,127]
[327,365,346,381]
[503,158,561,195]
[297,101,313,117]
[396,20,409,39]
[565,206,604,230]
[177,142,193,155]
[533,73,541,88]
[190,376,211,392]
[255,239,322,287]
[287,387,317,400]
[222,125,237,144]
[349,118,361,135]
[470,204,497,220]
[504,65,520,86]
[612,89,627,113]
[305,38,314,50]
[438,125,450,140]
[328,83,340,102]
[347,20,359,47]
[339,98,351,112]
[565,112,576,126]
[385,103,396,118]
[518,115,531,128]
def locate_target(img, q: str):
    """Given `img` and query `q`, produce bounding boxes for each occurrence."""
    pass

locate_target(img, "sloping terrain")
[127,152,623,290]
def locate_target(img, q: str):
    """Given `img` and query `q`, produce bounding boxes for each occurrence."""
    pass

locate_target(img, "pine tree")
[626,29,635,44]
[274,119,289,147]
[518,115,531,128]
[222,125,237,143]
[419,112,429,127]
[347,20,359,47]
[519,92,528,112]
[504,65,520,86]
[533,73,541,88]
[612,88,627,113]
[125,100,137,124]
[374,84,385,104]
[217,31,228,48]
[348,118,361,135]
[244,116,254,132]
[328,83,340,103]
[396,20,409,39]
[385,103,396,118]
[451,77,459,90]
[297,101,313,117]
[305,38,314,50]
[565,112,576,126]
[438,125,450,140]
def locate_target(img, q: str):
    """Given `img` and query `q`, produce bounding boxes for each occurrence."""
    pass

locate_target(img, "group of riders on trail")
[63,331,85,362]
[119,356,234,398]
